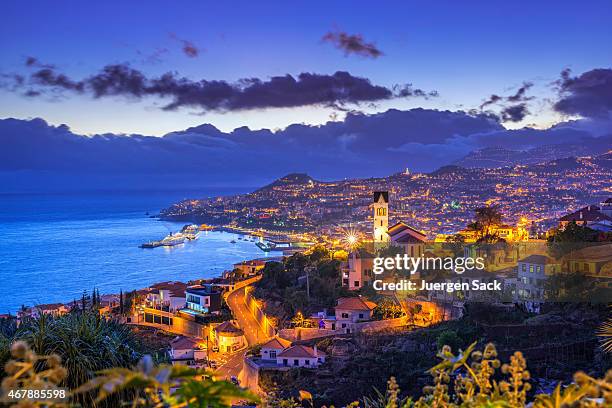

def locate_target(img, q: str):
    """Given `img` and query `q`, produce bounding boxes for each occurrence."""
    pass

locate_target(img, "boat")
[160,233,185,246]
[140,241,162,248]
[180,225,201,240]
[230,240,237,244]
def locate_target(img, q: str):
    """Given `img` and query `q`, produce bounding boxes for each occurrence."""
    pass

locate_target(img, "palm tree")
[3,311,146,406]
[597,315,612,353]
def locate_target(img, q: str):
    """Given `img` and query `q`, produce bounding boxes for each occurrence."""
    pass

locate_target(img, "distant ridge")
[454,135,612,168]
[257,173,315,191]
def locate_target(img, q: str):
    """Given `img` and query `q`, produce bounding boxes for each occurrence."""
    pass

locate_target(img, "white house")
[342,249,375,290]
[184,286,222,315]
[213,321,246,353]
[516,254,559,303]
[260,336,292,361]
[276,345,325,368]
[335,296,377,333]
[169,336,207,366]
[146,281,187,312]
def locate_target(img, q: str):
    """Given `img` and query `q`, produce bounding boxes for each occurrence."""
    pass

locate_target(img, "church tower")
[373,191,389,243]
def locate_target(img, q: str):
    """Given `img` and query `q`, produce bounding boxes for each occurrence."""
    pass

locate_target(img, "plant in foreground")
[2,341,257,408]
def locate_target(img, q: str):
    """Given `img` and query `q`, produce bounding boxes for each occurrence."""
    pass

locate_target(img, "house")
[559,202,612,229]
[277,345,325,368]
[341,248,375,290]
[233,259,266,276]
[388,222,427,257]
[564,244,612,278]
[335,297,377,333]
[169,336,207,367]
[183,285,223,315]
[516,255,559,298]
[98,294,120,315]
[146,281,187,312]
[260,336,292,361]
[32,303,70,318]
[213,321,245,353]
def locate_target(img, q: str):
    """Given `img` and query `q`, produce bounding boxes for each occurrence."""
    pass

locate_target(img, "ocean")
[0,189,270,313]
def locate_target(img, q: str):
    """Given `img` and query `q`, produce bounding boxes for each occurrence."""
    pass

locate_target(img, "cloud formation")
[554,68,612,118]
[5,63,437,112]
[479,81,534,122]
[0,108,608,191]
[169,33,200,58]
[322,31,383,58]
[500,103,530,122]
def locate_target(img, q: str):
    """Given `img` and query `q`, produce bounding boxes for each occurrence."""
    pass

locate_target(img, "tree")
[547,221,607,258]
[470,205,503,243]
[119,289,124,315]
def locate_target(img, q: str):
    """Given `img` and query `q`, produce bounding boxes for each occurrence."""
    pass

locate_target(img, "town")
[7,185,611,403]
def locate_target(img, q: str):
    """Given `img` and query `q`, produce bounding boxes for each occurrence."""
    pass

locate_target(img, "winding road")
[214,282,271,381]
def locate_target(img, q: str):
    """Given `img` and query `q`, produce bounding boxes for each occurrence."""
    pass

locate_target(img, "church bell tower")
[373,191,389,243]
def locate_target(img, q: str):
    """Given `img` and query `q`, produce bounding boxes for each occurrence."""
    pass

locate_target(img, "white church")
[341,191,427,290]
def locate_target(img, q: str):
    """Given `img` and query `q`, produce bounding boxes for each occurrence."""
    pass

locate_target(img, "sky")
[1,0,611,136]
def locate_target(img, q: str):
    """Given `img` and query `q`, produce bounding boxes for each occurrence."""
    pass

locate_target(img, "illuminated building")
[372,191,389,243]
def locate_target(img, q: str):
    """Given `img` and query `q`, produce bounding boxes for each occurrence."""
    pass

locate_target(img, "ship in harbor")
[181,224,201,240]
[140,232,186,248]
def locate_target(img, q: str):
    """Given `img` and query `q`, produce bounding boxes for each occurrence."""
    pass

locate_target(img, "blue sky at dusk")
[1,0,611,191]
[2,0,611,135]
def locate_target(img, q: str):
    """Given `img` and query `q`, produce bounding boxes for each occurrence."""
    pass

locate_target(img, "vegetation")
[547,221,612,258]
[0,312,162,406]
[1,341,256,408]
[341,342,612,408]
[254,246,353,326]
[468,205,504,243]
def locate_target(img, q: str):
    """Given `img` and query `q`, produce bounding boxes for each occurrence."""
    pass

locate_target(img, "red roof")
[277,345,325,358]
[388,222,427,242]
[171,336,199,350]
[214,321,244,337]
[35,303,66,311]
[336,297,377,311]
[260,336,292,350]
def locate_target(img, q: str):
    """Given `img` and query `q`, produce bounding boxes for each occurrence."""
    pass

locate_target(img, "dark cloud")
[507,81,534,103]
[553,68,612,118]
[0,109,606,191]
[395,84,439,99]
[478,81,534,122]
[25,57,55,69]
[479,94,502,109]
[322,31,383,58]
[500,104,530,122]
[31,68,84,92]
[6,63,436,112]
[169,33,200,58]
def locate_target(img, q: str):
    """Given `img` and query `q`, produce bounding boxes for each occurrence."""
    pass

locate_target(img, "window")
[270,350,276,359]
[305,359,310,365]
[283,359,288,366]
[293,359,299,366]
[359,313,364,319]
[354,281,360,287]
[522,264,526,272]
[341,313,349,319]
[529,265,534,273]
[341,323,346,328]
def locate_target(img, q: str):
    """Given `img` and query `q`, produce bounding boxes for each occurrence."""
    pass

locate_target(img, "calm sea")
[0,189,269,313]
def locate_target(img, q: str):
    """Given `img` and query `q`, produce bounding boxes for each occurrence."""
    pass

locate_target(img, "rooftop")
[336,296,377,311]
[260,336,292,350]
[277,344,325,359]
[214,321,244,337]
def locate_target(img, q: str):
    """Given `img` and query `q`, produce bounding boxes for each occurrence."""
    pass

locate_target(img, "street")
[214,285,270,381]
